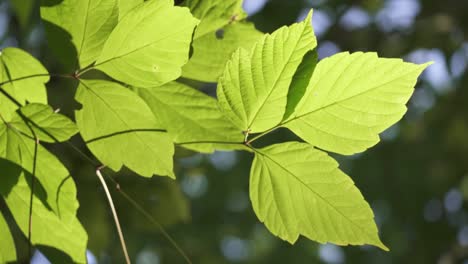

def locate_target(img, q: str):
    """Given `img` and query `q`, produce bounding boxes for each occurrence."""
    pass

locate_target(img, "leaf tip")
[374,240,390,251]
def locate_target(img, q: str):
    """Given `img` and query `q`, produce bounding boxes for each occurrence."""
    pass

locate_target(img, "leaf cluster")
[0,0,430,261]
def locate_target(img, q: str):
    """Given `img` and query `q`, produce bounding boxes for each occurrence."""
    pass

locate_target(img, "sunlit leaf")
[250,142,388,250]
[217,11,317,133]
[0,210,16,263]
[0,48,49,121]
[284,52,432,155]
[0,124,79,223]
[95,0,199,87]
[41,0,119,68]
[9,103,78,143]
[136,82,246,153]
[182,22,263,82]
[117,0,142,20]
[75,79,174,178]
[0,159,87,263]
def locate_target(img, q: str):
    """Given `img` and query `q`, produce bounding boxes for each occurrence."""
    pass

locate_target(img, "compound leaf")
[0,210,16,263]
[41,0,119,68]
[217,11,317,133]
[250,142,387,250]
[137,82,245,153]
[284,52,431,155]
[9,103,78,143]
[75,79,174,178]
[0,48,49,121]
[95,0,199,87]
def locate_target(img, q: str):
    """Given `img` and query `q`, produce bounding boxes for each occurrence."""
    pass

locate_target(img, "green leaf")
[182,22,263,82]
[95,0,199,87]
[283,49,318,120]
[9,103,78,143]
[181,0,263,82]
[217,11,317,133]
[0,210,16,263]
[0,123,79,223]
[0,48,49,122]
[0,123,87,262]
[41,0,119,69]
[11,0,34,29]
[118,0,142,20]
[136,82,246,153]
[284,52,432,155]
[75,79,174,178]
[0,159,88,263]
[250,142,388,250]
[184,0,246,39]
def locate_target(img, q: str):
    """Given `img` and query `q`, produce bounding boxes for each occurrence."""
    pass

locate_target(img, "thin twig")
[106,176,193,264]
[96,167,131,264]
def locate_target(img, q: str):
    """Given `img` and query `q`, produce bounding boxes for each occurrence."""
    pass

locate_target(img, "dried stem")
[96,167,131,264]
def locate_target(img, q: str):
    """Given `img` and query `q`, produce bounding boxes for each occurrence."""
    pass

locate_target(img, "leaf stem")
[96,167,131,264]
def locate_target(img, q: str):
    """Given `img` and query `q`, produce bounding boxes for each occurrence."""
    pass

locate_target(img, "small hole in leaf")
[152,65,159,72]
[215,29,225,40]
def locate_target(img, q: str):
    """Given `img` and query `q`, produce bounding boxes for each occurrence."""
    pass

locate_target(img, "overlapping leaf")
[217,11,317,133]
[0,117,87,262]
[117,0,142,20]
[0,48,49,121]
[181,0,263,82]
[137,82,246,152]
[9,103,78,142]
[250,142,388,250]
[184,0,246,38]
[95,0,199,87]
[283,52,431,155]
[0,159,87,263]
[75,80,174,177]
[183,22,263,82]
[0,118,79,223]
[0,211,16,263]
[41,0,119,68]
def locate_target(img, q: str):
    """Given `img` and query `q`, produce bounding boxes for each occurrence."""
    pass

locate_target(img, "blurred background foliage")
[1,0,468,263]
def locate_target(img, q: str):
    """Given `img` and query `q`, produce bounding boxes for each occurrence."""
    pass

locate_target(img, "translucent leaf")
[136,82,246,153]
[283,49,318,120]
[41,0,119,68]
[0,159,87,263]
[182,22,263,82]
[0,124,87,262]
[95,0,199,87]
[217,11,317,133]
[0,125,79,224]
[118,0,142,20]
[284,52,432,155]
[184,0,246,39]
[75,80,174,178]
[250,142,388,250]
[9,103,78,143]
[0,48,49,121]
[0,211,16,263]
